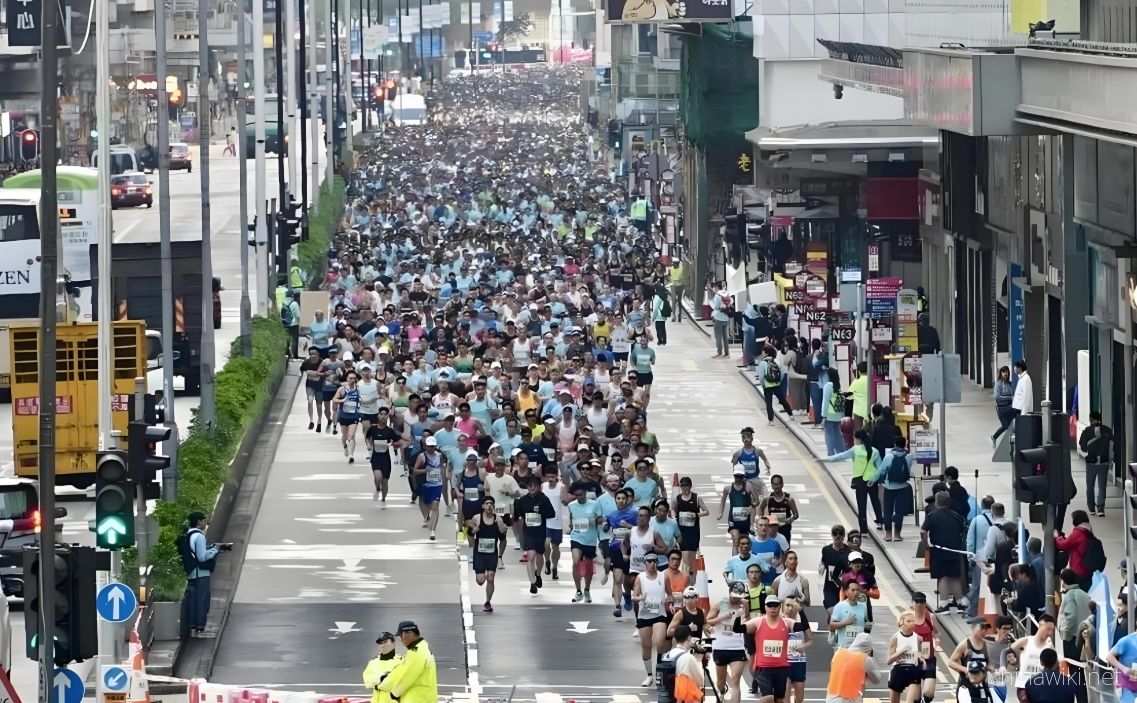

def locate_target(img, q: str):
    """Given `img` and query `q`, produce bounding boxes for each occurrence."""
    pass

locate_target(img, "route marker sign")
[51,669,84,703]
[96,582,138,623]
[101,666,131,693]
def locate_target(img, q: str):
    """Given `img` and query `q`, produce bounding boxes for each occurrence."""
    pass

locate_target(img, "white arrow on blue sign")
[101,665,131,693]
[96,582,138,623]
[50,668,84,703]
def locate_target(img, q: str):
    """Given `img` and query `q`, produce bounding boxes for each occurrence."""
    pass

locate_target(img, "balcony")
[1017,40,1137,139]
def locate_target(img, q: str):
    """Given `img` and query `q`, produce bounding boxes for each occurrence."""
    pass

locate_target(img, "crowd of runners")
[292,68,1036,703]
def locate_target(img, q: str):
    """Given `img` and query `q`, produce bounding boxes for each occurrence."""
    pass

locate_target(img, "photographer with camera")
[178,511,233,639]
[658,624,704,703]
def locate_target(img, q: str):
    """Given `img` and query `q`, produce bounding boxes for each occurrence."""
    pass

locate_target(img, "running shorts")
[711,649,747,666]
[361,413,379,425]
[546,528,563,543]
[755,667,790,699]
[522,533,547,554]
[636,615,668,630]
[420,485,443,504]
[888,665,923,692]
[570,541,596,560]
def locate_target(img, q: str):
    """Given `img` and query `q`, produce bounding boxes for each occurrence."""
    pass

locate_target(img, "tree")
[496,12,534,42]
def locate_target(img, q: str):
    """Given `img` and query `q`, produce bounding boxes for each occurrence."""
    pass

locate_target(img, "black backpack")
[660,296,672,319]
[792,350,809,376]
[886,453,910,484]
[764,360,783,385]
[177,528,216,574]
[1082,532,1107,574]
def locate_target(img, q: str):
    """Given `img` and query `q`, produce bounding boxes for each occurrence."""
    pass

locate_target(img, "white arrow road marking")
[566,621,598,634]
[338,559,366,572]
[329,621,363,634]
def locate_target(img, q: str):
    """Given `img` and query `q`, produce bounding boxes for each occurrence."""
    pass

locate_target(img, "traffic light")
[24,549,70,665]
[20,129,39,162]
[1013,412,1076,508]
[94,450,134,549]
[63,548,97,663]
[607,119,622,150]
[129,416,171,486]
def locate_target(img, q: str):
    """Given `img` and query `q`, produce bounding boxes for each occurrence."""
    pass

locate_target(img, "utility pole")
[286,0,299,205]
[238,0,252,357]
[275,0,287,206]
[364,0,371,131]
[1041,399,1056,617]
[156,0,177,423]
[341,0,353,167]
[298,0,308,211]
[397,0,403,74]
[198,0,217,428]
[253,0,269,314]
[325,0,334,187]
[417,0,423,77]
[97,0,115,452]
[309,0,319,200]
[36,0,60,690]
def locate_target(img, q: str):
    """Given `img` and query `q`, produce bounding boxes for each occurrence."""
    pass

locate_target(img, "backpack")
[763,360,782,385]
[280,303,296,327]
[177,528,216,574]
[886,453,910,484]
[1082,532,1107,574]
[659,296,672,319]
[828,390,846,416]
[792,350,809,376]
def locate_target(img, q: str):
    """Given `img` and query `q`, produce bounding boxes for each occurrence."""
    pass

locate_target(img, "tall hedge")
[296,177,346,290]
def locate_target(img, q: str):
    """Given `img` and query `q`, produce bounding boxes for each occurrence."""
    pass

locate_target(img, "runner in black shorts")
[366,407,403,508]
[469,496,505,613]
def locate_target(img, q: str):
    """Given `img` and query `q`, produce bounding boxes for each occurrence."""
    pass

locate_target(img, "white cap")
[491,361,502,369]
[343,351,354,361]
[424,436,438,447]
[848,551,864,562]
[510,448,523,457]
[465,449,479,459]
[378,326,390,334]
[358,364,373,373]
[732,464,746,476]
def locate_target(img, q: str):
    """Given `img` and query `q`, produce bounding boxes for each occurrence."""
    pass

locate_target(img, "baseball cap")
[764,595,781,607]
[732,464,746,476]
[424,436,438,447]
[729,581,748,597]
[847,551,864,562]
[682,586,698,598]
[377,326,390,334]
[343,351,354,361]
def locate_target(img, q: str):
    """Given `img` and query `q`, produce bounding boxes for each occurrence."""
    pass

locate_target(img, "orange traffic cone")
[693,553,710,613]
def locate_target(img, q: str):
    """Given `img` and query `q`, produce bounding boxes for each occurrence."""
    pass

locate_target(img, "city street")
[209,320,958,703]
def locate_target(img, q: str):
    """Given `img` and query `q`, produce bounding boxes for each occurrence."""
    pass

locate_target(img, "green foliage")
[296,177,346,290]
[496,13,533,41]
[129,316,290,602]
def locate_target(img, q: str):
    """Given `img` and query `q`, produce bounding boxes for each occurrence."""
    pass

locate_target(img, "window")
[0,485,34,520]
[0,204,38,242]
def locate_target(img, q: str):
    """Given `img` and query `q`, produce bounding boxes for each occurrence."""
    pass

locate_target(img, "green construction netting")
[680,23,758,151]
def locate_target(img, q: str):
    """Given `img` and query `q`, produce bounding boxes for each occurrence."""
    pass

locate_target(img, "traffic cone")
[693,553,710,613]
[128,627,150,703]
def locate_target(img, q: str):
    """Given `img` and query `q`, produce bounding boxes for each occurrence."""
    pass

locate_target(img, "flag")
[1089,569,1115,657]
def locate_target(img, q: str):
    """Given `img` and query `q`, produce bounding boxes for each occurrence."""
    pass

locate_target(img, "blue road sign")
[474,31,493,43]
[96,582,138,623]
[51,669,84,703]
[102,666,130,693]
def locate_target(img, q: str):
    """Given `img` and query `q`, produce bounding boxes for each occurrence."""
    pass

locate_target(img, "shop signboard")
[606,0,733,22]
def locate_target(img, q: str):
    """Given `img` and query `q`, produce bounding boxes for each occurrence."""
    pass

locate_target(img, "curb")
[678,299,972,651]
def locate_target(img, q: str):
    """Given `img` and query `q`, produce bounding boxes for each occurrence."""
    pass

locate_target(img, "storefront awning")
[746,120,939,151]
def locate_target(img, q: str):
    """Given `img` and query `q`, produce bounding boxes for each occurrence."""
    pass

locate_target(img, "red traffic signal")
[19,129,39,162]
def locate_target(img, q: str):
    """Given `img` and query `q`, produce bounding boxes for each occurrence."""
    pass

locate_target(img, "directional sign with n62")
[96,582,138,623]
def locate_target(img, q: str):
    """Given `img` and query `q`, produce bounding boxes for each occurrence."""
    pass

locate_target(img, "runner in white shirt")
[357,366,382,450]
[484,457,522,569]
[541,470,565,581]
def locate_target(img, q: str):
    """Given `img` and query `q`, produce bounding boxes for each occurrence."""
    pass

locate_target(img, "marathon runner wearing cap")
[412,436,448,541]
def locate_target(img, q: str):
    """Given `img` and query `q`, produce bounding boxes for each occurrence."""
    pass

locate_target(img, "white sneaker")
[348,439,356,457]
[641,676,653,687]
[373,490,380,502]
[343,443,349,457]
[600,569,609,586]
[380,499,387,510]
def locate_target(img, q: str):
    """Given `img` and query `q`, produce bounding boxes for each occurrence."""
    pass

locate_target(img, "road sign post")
[96,582,138,623]
[50,669,83,703]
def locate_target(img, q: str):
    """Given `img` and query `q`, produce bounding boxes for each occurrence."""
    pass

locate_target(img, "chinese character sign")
[7,0,42,46]
[606,0,732,22]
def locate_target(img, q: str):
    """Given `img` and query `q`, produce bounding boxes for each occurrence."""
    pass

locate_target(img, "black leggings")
[852,476,883,533]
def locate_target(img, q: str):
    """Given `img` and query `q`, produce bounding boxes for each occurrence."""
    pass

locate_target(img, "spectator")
[965,496,997,618]
[990,365,1015,448]
[920,491,968,613]
[1028,537,1045,586]
[1058,568,1092,661]
[1021,647,1082,703]
[943,466,971,519]
[848,362,869,431]
[1007,563,1044,620]
[1054,511,1095,589]
[1078,411,1113,517]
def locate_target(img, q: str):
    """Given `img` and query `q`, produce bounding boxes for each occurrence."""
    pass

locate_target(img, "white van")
[92,146,141,176]
[390,94,427,126]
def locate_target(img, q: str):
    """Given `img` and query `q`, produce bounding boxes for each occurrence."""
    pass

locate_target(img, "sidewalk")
[681,302,1127,645]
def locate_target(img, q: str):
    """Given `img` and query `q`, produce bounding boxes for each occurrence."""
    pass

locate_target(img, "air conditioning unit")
[133,0,154,12]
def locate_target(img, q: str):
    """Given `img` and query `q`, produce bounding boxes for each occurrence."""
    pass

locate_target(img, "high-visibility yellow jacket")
[363,653,403,703]
[378,638,438,703]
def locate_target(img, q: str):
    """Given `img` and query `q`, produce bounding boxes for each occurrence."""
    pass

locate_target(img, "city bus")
[0,168,100,389]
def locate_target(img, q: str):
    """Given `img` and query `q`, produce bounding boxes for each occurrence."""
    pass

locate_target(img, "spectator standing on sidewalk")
[668,262,685,322]
[966,496,997,617]
[1054,511,1098,591]
[991,366,1015,447]
[848,362,869,431]
[1057,568,1091,661]
[758,347,792,426]
[820,369,848,456]
[651,285,669,346]
[1078,411,1113,517]
[1012,360,1035,417]
[823,431,882,534]
[921,491,968,613]
[806,338,827,428]
[709,282,732,358]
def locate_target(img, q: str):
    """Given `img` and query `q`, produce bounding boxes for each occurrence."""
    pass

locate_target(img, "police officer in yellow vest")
[630,195,651,235]
[821,430,882,535]
[289,258,306,290]
[378,621,439,703]
[363,632,403,703]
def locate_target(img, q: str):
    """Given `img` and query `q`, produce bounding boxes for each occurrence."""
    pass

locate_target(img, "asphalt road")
[209,320,961,703]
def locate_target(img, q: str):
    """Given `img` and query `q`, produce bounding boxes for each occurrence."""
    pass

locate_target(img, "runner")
[740,594,793,703]
[758,474,799,544]
[706,581,750,703]
[468,496,506,613]
[631,547,669,687]
[484,456,521,568]
[625,505,667,616]
[886,611,925,703]
[605,487,638,616]
[301,348,325,431]
[566,481,605,603]
[331,371,363,462]
[366,407,405,508]
[413,436,448,541]
[732,427,772,494]
[671,476,710,574]
[541,469,565,581]
[513,476,556,594]
[829,581,869,649]
[782,596,812,703]
[719,467,761,555]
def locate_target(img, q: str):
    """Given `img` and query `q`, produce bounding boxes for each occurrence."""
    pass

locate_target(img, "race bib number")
[543,448,556,460]
[373,440,389,452]
[678,511,696,527]
[742,460,757,475]
[426,468,442,484]
[731,507,749,522]
[494,505,508,516]
[612,527,631,540]
[788,634,805,662]
[572,518,590,533]
[919,640,932,660]
[477,538,497,554]
[842,625,863,646]
[464,487,481,502]
[525,512,542,527]
[641,599,661,617]
[761,640,784,658]
[630,554,645,571]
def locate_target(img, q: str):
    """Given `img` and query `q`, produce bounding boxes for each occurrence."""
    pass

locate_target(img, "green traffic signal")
[94,451,135,550]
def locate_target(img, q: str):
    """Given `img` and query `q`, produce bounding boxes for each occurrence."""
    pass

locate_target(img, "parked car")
[0,478,67,599]
[110,172,153,209]
[168,142,193,172]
